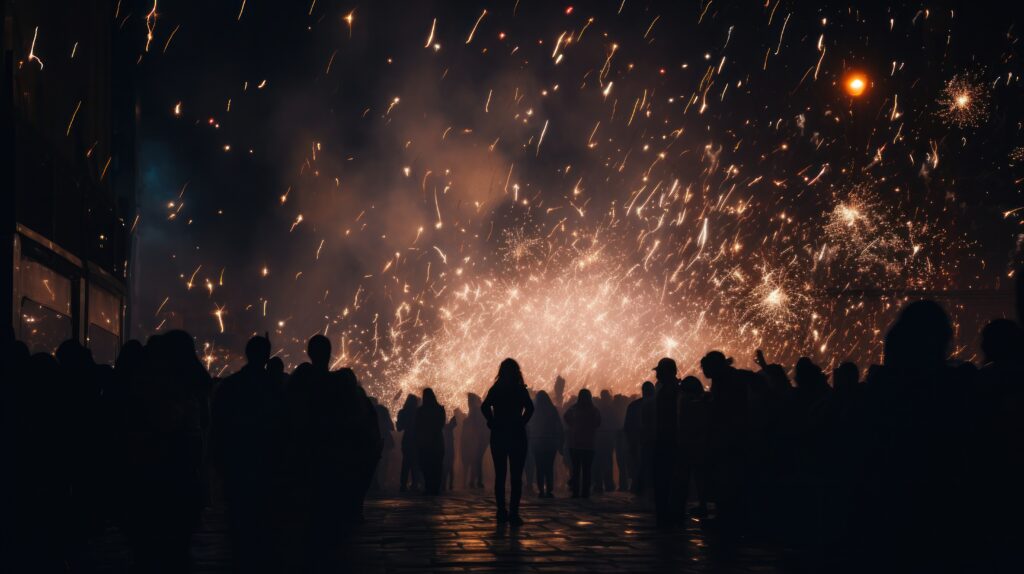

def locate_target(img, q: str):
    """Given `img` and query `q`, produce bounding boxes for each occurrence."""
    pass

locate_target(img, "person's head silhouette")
[535,390,554,410]
[884,300,952,370]
[244,335,271,368]
[652,357,678,383]
[681,375,703,393]
[763,364,789,390]
[115,340,144,372]
[700,351,732,379]
[307,334,331,370]
[337,367,359,387]
[641,380,655,398]
[795,357,827,392]
[422,387,439,407]
[577,388,593,407]
[495,358,526,389]
[833,361,859,389]
[981,319,1024,364]
[403,393,420,410]
[267,356,285,378]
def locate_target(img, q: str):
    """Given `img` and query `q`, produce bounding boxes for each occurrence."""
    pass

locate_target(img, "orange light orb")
[844,73,868,97]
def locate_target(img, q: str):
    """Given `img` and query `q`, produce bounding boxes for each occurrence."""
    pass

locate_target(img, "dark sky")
[125,0,1023,393]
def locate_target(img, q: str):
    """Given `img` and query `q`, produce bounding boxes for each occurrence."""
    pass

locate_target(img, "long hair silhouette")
[494,358,526,390]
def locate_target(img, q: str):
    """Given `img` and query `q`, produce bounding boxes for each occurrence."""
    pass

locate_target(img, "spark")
[214,306,225,333]
[466,9,486,44]
[28,26,43,70]
[425,18,436,49]
[536,120,549,156]
[145,1,158,53]
[343,10,355,37]
[66,100,82,136]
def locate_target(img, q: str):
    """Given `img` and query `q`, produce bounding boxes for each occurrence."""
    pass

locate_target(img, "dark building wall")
[2,0,135,355]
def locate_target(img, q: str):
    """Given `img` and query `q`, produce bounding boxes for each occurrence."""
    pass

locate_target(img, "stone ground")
[85,491,790,573]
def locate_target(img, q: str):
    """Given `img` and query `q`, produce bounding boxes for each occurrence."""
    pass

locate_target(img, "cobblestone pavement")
[85,491,788,573]
[345,492,785,573]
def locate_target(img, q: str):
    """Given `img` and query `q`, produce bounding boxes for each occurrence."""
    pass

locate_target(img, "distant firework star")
[937,74,989,128]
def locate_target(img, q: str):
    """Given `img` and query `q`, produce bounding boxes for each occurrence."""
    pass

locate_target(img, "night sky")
[129,1,1023,402]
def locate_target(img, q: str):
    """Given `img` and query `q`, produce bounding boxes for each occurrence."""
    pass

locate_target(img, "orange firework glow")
[843,72,868,96]
[844,72,868,97]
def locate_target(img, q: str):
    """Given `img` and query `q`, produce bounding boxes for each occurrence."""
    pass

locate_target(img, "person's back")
[482,359,535,523]
[564,399,601,450]
[213,363,284,483]
[415,389,446,495]
[528,396,563,450]
[853,301,969,569]
[125,331,211,572]
[211,336,284,573]
[415,395,446,451]
[974,319,1024,566]
[483,385,532,435]
[396,399,419,449]
[461,393,487,488]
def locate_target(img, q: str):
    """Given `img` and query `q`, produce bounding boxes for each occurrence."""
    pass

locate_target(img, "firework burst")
[937,74,990,128]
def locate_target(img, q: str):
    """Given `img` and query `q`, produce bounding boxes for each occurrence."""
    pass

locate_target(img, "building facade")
[2,0,135,363]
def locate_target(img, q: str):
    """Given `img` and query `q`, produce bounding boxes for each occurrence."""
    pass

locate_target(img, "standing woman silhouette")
[481,358,535,525]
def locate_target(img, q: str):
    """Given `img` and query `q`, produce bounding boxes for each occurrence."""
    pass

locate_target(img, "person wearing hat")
[652,357,682,527]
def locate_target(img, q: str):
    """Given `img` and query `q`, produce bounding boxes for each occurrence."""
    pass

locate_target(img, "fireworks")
[937,74,989,128]
[843,72,868,97]
[129,3,1006,409]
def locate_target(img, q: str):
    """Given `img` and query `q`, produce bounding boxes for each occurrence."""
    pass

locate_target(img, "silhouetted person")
[442,411,459,491]
[564,388,601,499]
[396,394,420,491]
[416,389,446,496]
[651,358,681,527]
[528,390,563,497]
[370,397,395,490]
[833,361,859,392]
[676,375,709,522]
[974,319,1024,568]
[283,336,332,538]
[335,368,382,522]
[124,331,210,573]
[701,350,753,536]
[267,356,286,386]
[623,381,655,493]
[855,301,968,569]
[482,358,535,525]
[460,393,488,488]
[211,336,285,573]
[9,351,69,571]
[612,393,632,491]
[593,389,616,493]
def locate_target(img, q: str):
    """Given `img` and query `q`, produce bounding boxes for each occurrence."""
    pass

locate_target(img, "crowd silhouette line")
[2,298,1023,572]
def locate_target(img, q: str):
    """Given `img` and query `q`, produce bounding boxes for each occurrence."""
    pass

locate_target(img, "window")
[88,284,122,365]
[18,258,74,355]
[20,298,73,355]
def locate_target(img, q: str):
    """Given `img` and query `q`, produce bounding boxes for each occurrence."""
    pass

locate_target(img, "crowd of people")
[2,298,1023,572]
